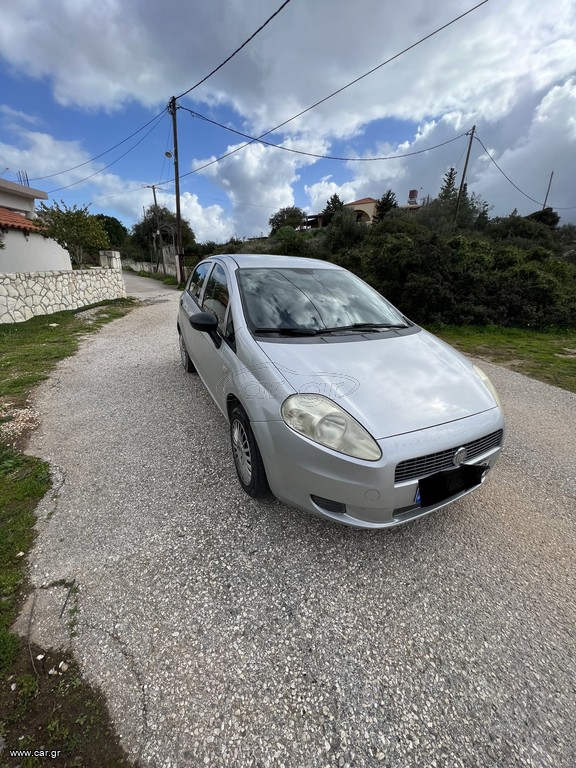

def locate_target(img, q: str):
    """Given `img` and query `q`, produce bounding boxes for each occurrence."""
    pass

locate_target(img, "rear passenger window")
[188,263,211,303]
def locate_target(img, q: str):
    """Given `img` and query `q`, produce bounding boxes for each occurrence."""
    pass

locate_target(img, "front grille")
[394,429,503,484]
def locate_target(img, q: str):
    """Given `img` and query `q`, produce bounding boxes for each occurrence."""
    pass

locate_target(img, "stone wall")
[0,268,126,324]
[122,257,177,277]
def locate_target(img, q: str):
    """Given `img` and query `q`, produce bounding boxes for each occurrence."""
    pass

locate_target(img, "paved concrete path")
[21,276,576,767]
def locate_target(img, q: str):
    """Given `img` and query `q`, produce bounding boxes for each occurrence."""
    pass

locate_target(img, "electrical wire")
[175,0,491,181]
[47,113,168,193]
[180,105,469,161]
[175,0,293,100]
[90,184,282,210]
[28,109,168,182]
[29,2,292,188]
[475,134,576,210]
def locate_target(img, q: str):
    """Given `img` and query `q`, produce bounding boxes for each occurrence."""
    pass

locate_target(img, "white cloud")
[0,1,574,235]
[304,177,358,214]
[180,192,234,243]
[192,137,329,236]
[2,1,574,129]
[470,79,576,220]
[0,130,90,187]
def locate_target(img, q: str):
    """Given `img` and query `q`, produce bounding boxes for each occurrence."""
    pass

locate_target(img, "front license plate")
[418,464,486,507]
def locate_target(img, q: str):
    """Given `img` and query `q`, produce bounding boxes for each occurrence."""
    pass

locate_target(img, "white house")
[0,178,72,272]
[0,179,126,324]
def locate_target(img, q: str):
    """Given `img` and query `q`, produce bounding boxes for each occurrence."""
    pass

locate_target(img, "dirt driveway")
[21,271,576,767]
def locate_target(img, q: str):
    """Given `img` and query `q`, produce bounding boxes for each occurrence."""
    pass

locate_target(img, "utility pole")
[168,96,184,283]
[543,171,554,209]
[453,124,476,230]
[145,184,163,273]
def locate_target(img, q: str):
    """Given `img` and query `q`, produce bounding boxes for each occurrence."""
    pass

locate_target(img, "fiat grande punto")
[177,254,504,529]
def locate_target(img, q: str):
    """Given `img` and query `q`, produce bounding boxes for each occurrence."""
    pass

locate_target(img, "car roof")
[208,253,342,271]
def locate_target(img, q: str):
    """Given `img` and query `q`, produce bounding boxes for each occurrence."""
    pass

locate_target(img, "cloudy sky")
[0,0,575,242]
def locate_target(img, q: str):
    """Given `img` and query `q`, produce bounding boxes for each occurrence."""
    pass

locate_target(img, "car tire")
[179,330,196,373]
[230,405,270,498]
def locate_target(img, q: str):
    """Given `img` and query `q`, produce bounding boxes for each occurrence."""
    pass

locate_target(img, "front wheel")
[179,330,196,373]
[230,405,270,498]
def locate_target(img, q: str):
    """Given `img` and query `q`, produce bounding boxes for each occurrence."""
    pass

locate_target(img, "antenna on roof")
[17,171,30,186]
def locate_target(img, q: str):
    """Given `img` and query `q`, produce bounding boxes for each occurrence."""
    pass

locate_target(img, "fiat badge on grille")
[453,446,467,466]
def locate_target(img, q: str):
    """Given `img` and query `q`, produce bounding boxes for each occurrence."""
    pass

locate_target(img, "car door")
[179,260,212,362]
[191,261,237,416]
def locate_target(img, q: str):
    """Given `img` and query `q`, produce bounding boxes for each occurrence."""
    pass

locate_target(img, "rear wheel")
[230,405,269,498]
[179,330,196,373]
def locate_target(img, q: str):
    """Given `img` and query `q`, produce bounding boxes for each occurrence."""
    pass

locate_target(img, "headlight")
[473,365,502,408]
[281,394,381,461]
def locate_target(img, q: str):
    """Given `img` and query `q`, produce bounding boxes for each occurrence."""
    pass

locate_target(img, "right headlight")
[281,394,381,461]
[473,364,502,408]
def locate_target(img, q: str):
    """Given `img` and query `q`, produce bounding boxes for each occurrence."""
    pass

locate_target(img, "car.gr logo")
[217,362,360,402]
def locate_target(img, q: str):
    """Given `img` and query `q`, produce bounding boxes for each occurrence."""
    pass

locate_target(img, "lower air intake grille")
[310,495,347,515]
[395,429,503,484]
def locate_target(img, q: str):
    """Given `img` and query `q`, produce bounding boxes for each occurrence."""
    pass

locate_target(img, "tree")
[94,214,128,248]
[374,190,398,221]
[324,208,367,253]
[322,194,344,225]
[438,167,458,207]
[268,206,305,235]
[36,201,110,266]
[526,207,560,228]
[131,205,195,259]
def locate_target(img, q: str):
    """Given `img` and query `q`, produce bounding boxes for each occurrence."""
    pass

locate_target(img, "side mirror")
[190,312,221,348]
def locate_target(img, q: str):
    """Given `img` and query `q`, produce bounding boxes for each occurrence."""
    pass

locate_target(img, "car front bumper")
[252,408,504,528]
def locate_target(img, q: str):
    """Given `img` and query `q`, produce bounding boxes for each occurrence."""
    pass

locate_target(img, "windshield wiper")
[253,326,321,336]
[253,322,409,336]
[322,322,409,332]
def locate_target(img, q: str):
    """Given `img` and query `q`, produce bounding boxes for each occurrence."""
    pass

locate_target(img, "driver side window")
[187,262,211,304]
[201,264,229,335]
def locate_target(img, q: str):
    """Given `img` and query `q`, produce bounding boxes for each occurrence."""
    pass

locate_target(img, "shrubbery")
[332,217,576,328]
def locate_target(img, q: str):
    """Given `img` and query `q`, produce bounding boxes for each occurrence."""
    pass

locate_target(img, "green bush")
[332,216,576,328]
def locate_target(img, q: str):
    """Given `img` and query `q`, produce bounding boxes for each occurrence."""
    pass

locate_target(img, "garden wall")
[0,268,126,324]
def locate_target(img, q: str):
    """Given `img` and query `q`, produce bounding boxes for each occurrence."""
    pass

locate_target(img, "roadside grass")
[0,300,135,767]
[431,325,576,394]
[1,299,138,439]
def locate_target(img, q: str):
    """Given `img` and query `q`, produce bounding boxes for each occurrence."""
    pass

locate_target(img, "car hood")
[257,329,497,439]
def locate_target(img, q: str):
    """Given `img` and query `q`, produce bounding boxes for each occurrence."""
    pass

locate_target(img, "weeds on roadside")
[0,300,135,767]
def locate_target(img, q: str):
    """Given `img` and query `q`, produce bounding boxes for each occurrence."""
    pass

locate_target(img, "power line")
[175,0,293,100]
[180,105,470,162]
[29,2,292,190]
[47,113,168,193]
[176,0,491,181]
[475,134,576,210]
[28,109,167,182]
[91,184,281,210]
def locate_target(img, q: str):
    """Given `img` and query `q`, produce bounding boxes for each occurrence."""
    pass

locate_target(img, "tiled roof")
[0,207,43,232]
[345,197,377,206]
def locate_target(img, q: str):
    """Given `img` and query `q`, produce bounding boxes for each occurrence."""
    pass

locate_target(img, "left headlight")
[281,394,381,461]
[473,364,502,408]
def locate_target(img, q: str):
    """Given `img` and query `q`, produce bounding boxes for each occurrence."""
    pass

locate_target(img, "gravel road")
[22,271,576,767]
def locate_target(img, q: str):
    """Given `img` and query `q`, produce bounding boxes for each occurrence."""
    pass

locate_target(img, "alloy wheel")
[231,418,252,485]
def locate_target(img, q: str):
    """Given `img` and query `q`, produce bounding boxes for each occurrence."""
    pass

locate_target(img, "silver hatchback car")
[177,254,504,529]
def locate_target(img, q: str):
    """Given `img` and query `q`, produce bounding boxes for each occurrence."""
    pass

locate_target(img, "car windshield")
[236,267,408,333]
